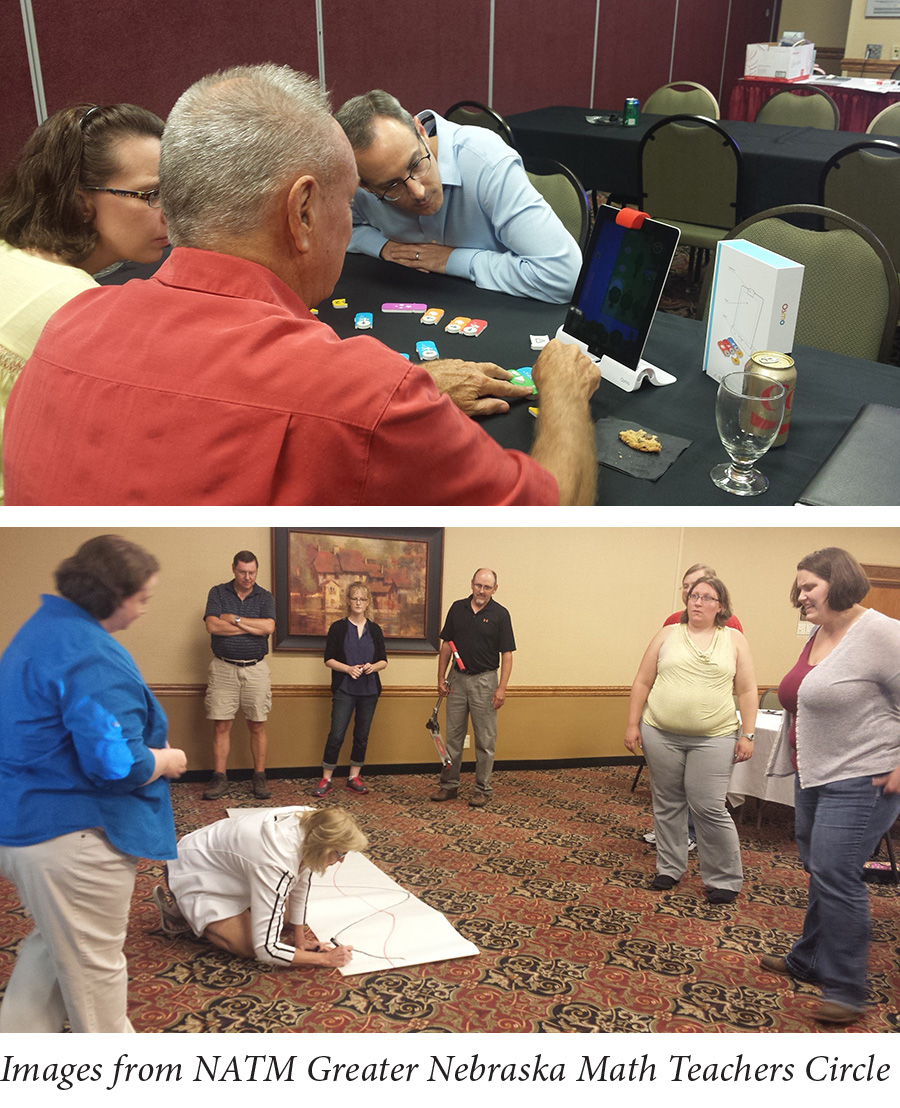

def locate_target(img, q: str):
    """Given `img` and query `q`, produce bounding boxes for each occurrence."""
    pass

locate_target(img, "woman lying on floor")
[154,806,367,968]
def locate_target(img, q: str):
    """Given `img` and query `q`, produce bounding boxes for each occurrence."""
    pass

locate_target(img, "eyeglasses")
[83,185,162,208]
[689,594,720,604]
[372,139,432,203]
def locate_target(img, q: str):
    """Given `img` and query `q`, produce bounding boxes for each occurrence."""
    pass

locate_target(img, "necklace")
[682,623,718,662]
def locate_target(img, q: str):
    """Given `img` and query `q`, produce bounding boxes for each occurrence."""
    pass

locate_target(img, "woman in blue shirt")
[313,583,387,796]
[0,535,186,1033]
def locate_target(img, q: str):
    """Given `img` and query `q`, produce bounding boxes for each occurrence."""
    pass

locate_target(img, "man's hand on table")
[380,240,452,274]
[531,339,600,403]
[426,359,533,416]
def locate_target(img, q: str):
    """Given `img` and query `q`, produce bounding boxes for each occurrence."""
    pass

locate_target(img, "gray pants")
[641,722,743,892]
[440,670,498,795]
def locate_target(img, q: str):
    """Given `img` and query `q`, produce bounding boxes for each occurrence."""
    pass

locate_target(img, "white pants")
[0,828,137,1032]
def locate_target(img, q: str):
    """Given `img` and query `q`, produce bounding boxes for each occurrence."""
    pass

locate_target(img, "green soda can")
[624,97,640,126]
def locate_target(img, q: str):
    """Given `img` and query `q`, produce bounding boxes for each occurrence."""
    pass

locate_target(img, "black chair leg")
[631,759,645,791]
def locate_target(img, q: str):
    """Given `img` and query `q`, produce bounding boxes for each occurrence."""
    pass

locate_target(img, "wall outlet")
[893,44,900,60]
[463,734,470,748]
[797,618,814,636]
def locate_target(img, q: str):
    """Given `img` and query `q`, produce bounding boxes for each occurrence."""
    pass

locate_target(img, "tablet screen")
[563,205,680,369]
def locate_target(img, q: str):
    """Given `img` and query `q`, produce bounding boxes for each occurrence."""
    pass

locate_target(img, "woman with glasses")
[760,548,900,1024]
[155,806,367,969]
[0,103,167,501]
[625,575,757,904]
[313,583,388,797]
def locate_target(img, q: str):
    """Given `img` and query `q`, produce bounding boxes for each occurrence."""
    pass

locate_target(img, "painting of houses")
[273,528,443,651]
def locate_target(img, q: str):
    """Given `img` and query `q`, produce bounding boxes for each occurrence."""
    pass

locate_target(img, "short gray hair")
[335,90,416,152]
[160,64,338,246]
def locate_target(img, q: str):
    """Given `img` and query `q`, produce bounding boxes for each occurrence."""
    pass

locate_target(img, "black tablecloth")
[507,107,875,218]
[321,254,900,506]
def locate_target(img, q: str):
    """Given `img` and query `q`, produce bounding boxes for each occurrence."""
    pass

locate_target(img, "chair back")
[643,81,720,119]
[759,689,782,710]
[445,100,515,146]
[867,101,900,135]
[722,204,900,363]
[639,115,741,229]
[523,157,590,251]
[820,140,900,278]
[755,88,839,129]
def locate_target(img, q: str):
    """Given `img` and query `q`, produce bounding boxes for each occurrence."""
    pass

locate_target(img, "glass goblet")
[711,370,786,496]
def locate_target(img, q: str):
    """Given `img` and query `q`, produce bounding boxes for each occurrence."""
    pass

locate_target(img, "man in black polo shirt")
[432,567,515,808]
[202,550,276,801]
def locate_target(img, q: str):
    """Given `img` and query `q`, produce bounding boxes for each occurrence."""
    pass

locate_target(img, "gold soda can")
[745,351,795,447]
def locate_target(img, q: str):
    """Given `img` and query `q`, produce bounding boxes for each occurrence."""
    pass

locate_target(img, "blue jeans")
[322,690,379,769]
[786,774,900,1009]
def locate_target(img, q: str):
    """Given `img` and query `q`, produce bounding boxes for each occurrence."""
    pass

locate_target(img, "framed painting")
[272,527,444,653]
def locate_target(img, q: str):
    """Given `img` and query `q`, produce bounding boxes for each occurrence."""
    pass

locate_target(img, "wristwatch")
[235,616,242,625]
[740,732,754,741]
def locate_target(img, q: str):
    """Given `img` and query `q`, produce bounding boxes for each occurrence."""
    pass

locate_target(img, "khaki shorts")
[205,657,271,722]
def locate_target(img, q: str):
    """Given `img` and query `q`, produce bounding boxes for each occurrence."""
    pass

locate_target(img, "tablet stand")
[554,325,677,393]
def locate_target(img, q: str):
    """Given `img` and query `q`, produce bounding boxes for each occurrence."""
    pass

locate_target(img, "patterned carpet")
[3,765,898,1033]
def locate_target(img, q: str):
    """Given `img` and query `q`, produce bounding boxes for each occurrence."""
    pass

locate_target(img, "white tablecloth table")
[728,710,795,809]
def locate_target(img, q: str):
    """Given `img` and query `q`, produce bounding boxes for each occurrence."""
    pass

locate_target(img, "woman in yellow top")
[625,575,758,903]
[0,103,168,502]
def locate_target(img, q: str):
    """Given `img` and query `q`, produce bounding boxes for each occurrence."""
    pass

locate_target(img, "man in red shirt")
[4,65,599,507]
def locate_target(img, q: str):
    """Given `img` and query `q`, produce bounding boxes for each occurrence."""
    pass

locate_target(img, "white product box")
[744,41,815,82]
[703,240,804,383]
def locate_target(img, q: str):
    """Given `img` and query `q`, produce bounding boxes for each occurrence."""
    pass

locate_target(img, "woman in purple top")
[762,547,900,1025]
[313,583,388,797]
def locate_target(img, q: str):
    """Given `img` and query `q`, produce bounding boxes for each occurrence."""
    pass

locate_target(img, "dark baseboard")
[180,755,644,784]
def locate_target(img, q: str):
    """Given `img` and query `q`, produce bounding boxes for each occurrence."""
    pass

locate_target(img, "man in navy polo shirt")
[432,568,515,808]
[202,551,276,801]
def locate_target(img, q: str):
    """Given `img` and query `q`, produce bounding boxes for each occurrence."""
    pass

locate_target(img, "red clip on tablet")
[615,208,649,229]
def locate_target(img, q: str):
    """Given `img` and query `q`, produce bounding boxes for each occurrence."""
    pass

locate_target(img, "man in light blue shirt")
[335,91,582,305]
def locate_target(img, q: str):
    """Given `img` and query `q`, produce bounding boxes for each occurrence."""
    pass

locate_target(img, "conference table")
[507,107,879,217]
[318,254,900,506]
[728,77,900,134]
[727,710,794,812]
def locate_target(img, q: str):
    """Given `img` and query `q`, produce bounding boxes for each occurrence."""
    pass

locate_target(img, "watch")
[235,617,242,625]
[740,732,754,741]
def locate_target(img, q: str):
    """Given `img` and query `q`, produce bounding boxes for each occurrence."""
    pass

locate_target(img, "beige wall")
[845,0,900,58]
[3,526,899,768]
[779,0,853,48]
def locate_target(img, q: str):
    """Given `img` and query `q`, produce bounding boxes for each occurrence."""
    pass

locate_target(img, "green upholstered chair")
[523,157,590,252]
[820,139,900,280]
[643,81,720,119]
[445,100,515,146]
[639,114,742,281]
[759,689,783,710]
[755,88,839,130]
[867,102,900,136]
[715,204,899,364]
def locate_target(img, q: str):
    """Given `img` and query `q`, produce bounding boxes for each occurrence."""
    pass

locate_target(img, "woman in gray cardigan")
[762,547,900,1025]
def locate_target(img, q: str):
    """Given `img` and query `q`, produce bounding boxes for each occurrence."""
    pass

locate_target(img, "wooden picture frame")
[272,527,444,653]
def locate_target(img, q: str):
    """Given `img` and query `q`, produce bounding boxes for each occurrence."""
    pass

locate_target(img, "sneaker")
[346,776,369,794]
[312,777,333,797]
[687,836,697,852]
[202,772,228,800]
[252,772,271,799]
[642,830,656,844]
[152,885,190,935]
